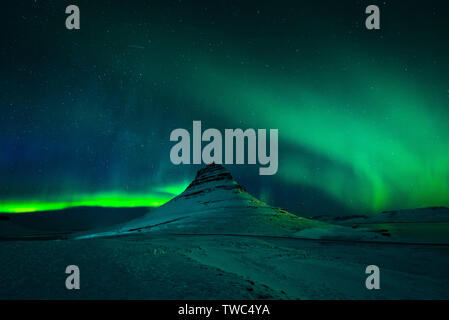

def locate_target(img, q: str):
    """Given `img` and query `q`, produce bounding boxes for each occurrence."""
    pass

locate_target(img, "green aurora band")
[0,182,190,213]
[2,2,448,216]
[176,59,449,213]
[3,55,448,215]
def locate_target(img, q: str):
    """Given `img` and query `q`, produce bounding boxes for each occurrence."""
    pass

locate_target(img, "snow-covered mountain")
[77,164,378,240]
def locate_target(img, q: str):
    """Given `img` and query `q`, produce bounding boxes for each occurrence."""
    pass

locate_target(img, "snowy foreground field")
[1,165,448,299]
[1,233,449,299]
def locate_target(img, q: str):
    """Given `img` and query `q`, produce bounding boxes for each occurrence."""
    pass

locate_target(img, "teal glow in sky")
[181,61,449,213]
[1,1,448,215]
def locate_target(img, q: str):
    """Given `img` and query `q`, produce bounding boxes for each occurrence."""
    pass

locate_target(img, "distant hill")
[317,207,449,225]
[0,206,148,239]
[314,207,449,244]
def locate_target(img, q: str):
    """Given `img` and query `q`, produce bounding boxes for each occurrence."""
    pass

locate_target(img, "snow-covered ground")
[1,165,448,299]
[1,233,448,299]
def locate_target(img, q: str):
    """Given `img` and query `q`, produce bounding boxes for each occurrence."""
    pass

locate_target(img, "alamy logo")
[65,265,80,290]
[170,121,278,175]
[65,5,80,30]
[365,265,380,290]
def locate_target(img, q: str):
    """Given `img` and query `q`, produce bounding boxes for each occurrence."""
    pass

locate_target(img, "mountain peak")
[196,163,227,178]
[183,163,246,196]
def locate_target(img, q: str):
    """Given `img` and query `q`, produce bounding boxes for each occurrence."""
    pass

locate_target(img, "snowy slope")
[340,207,449,224]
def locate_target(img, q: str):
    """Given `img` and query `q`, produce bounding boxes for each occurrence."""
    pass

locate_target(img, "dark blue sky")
[1,0,448,216]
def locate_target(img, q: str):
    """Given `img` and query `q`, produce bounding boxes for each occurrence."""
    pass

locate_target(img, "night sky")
[1,0,448,216]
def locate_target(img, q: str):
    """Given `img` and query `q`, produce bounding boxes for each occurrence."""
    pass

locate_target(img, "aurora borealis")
[0,189,186,213]
[1,0,448,215]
